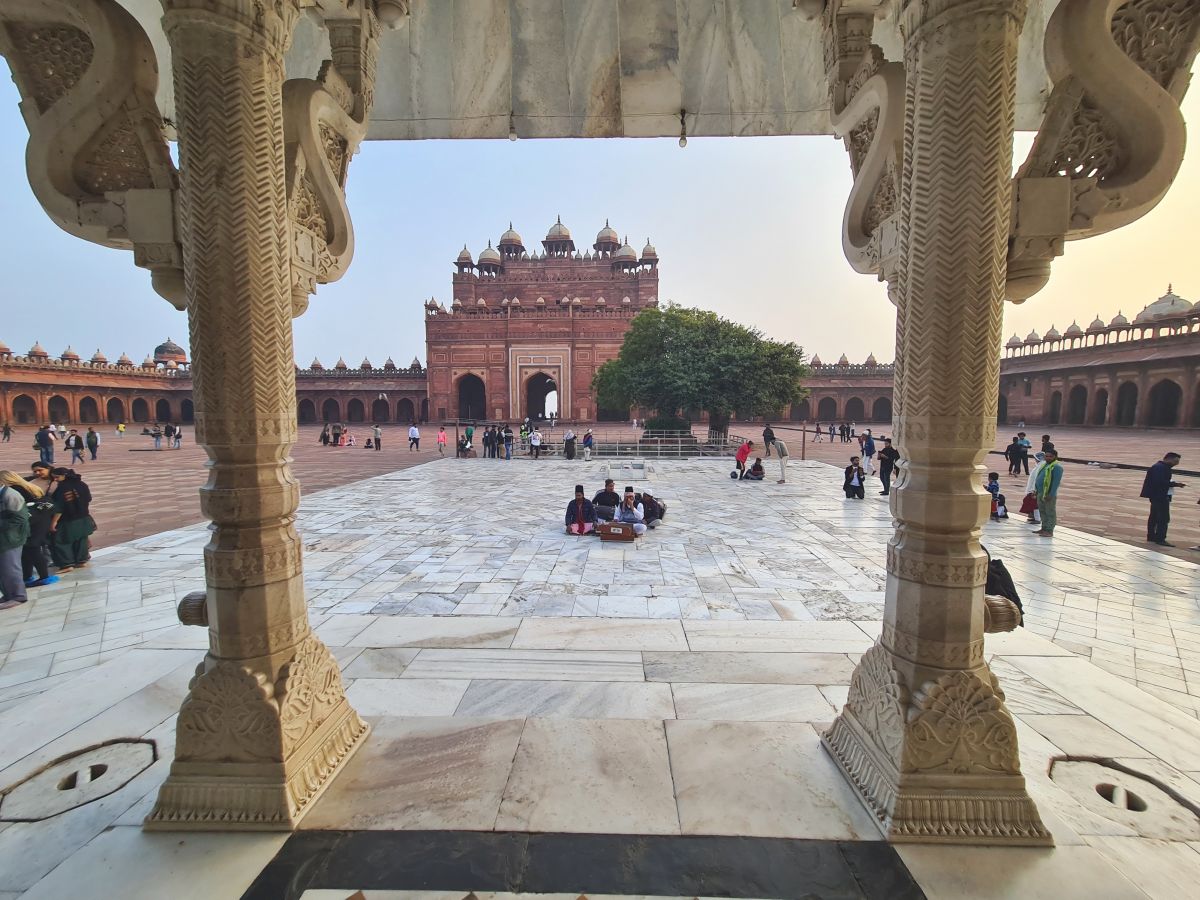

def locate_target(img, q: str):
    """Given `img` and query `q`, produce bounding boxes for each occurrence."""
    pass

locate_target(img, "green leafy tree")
[593,305,809,439]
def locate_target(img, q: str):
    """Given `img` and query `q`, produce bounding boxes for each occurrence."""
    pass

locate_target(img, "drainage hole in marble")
[0,739,156,822]
[1096,782,1148,812]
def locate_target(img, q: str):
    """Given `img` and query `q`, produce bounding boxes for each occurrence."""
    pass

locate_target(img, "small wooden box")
[598,522,637,542]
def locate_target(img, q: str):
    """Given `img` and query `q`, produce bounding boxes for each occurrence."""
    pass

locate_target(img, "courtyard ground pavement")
[2,457,1200,897]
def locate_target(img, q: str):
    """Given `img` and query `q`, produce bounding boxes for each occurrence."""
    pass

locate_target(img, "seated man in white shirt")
[615,486,647,536]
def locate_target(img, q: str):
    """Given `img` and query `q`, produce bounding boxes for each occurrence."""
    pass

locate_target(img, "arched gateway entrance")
[525,372,557,420]
[9,0,1116,850]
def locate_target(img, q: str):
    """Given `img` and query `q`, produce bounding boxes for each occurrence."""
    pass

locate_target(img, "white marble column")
[146,0,368,831]
[823,0,1051,845]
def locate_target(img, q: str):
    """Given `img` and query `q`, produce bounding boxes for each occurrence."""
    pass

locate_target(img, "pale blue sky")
[2,73,1198,367]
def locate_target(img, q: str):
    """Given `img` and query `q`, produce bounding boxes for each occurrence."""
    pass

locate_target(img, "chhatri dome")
[810,353,823,366]
[614,236,638,262]
[0,339,9,355]
[1064,321,1083,338]
[154,337,187,364]
[117,351,133,366]
[477,240,502,266]
[546,215,571,240]
[1110,310,1130,326]
[594,219,619,251]
[1087,314,1107,332]
[1024,329,1041,344]
[1005,333,1023,349]
[1133,284,1191,324]
[837,353,850,365]
[498,223,524,252]
[1043,324,1061,340]
[334,357,348,370]
[28,341,48,359]
[641,238,658,261]
[310,357,323,370]
[60,346,80,362]
[456,245,473,264]
[90,349,108,364]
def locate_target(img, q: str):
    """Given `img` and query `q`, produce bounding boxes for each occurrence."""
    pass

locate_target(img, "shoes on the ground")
[778,480,786,484]
[1153,541,1175,547]
[1032,530,1049,536]
[1189,546,1200,552]
[0,598,27,610]
[56,566,74,574]
[879,491,888,495]
[29,575,60,587]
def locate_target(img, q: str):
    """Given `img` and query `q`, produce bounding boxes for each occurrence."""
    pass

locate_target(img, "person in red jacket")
[734,440,754,479]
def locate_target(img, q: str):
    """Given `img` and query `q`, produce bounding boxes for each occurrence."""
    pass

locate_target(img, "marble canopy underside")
[118,0,1056,141]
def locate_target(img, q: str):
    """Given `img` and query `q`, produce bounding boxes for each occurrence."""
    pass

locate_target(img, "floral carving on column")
[1006,0,1200,301]
[0,0,185,307]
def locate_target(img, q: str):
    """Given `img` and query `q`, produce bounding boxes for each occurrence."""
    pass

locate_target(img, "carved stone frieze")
[0,0,184,308]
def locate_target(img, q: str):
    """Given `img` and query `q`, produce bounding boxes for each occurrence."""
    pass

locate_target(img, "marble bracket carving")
[823,2,904,303]
[0,0,185,308]
[284,2,379,316]
[1006,0,1200,301]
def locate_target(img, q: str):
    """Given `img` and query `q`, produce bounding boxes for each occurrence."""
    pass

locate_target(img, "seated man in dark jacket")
[565,484,597,535]
[591,478,620,522]
[640,490,667,528]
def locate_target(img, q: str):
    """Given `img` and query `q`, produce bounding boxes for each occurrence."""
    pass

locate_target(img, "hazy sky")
[2,75,1197,367]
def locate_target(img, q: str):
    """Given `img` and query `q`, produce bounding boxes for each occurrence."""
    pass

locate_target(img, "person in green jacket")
[1032,449,1063,537]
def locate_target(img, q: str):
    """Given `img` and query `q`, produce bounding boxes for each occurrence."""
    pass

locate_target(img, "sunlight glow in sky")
[1,75,1197,368]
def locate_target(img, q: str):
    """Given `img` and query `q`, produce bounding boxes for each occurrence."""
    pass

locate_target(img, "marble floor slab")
[348,616,520,649]
[301,717,526,831]
[509,618,688,651]
[494,718,680,834]
[399,649,647,681]
[670,682,835,722]
[345,678,471,717]
[456,679,675,719]
[665,720,882,840]
[642,650,857,685]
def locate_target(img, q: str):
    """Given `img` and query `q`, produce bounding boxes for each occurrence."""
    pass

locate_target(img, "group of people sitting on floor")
[564,479,666,537]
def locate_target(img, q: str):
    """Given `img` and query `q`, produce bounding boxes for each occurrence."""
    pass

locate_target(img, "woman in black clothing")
[48,468,96,571]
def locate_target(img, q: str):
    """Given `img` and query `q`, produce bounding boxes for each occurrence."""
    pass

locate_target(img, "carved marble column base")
[822,653,1051,846]
[145,658,369,831]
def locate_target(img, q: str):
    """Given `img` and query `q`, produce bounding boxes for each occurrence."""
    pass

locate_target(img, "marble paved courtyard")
[3,458,1200,898]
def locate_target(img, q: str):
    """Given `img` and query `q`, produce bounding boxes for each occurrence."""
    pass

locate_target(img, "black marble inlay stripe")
[241,831,925,900]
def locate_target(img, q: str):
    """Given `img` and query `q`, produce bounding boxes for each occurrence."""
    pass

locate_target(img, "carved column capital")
[899,0,1029,45]
[162,0,303,56]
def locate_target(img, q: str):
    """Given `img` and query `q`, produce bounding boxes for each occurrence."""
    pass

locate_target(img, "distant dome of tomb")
[154,337,187,364]
[1134,285,1191,323]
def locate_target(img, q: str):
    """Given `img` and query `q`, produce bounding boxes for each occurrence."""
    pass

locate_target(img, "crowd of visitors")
[0,461,97,610]
[809,422,861,443]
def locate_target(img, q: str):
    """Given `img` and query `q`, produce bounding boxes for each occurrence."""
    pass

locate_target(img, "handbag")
[1018,492,1037,515]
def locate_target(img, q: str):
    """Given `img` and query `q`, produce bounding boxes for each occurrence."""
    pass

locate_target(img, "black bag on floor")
[983,545,1024,623]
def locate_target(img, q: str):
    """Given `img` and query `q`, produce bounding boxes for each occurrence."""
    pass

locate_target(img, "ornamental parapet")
[295,366,425,377]
[0,356,191,378]
[809,363,896,376]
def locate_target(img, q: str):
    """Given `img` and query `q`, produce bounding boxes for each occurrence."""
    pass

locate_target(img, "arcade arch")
[156,398,172,422]
[1148,379,1182,427]
[12,394,36,424]
[397,398,415,423]
[106,398,125,424]
[322,398,341,422]
[457,374,486,420]
[48,395,69,423]
[347,398,365,423]
[1116,382,1138,426]
[297,399,317,424]
[131,398,150,423]
[817,397,837,421]
[844,397,865,421]
[1066,385,1087,425]
[526,372,557,420]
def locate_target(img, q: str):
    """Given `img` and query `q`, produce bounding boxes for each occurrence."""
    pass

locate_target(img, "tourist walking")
[1141,452,1185,547]
[48,468,95,571]
[85,427,100,460]
[1,423,11,442]
[437,426,447,455]
[878,437,900,495]
[861,430,876,476]
[331,422,343,447]
[320,424,330,446]
[0,476,31,610]
[1032,449,1062,537]
[116,422,125,439]
[372,424,383,451]
[35,424,55,464]
[65,429,86,465]
[1016,432,1032,475]
[0,471,56,588]
[773,438,789,483]
[563,428,577,460]
[813,422,823,443]
[173,426,183,449]
[531,427,543,459]
[582,429,594,461]
[1020,452,1046,523]
[483,426,495,459]
[762,423,776,458]
[408,423,420,451]
[501,424,513,459]
[1004,436,1023,477]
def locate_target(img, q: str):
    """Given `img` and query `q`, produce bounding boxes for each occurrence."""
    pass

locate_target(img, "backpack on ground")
[983,546,1024,622]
